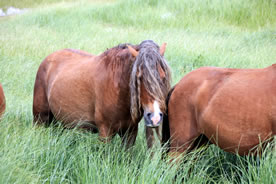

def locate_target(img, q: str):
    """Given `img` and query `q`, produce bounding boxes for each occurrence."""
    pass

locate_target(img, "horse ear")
[158,65,166,79]
[127,45,139,57]
[160,43,167,56]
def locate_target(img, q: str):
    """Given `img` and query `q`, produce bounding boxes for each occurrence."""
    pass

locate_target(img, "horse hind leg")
[33,76,54,127]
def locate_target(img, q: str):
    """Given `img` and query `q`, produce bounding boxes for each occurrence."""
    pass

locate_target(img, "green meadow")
[0,0,276,183]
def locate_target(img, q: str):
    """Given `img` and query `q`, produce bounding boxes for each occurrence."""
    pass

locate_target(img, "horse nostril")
[146,113,151,119]
[159,113,163,117]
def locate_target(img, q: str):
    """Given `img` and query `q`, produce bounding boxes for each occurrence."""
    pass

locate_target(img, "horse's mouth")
[144,115,163,128]
[145,123,161,128]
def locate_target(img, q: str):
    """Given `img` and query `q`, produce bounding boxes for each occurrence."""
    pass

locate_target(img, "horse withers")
[163,65,276,158]
[0,83,5,117]
[33,40,171,147]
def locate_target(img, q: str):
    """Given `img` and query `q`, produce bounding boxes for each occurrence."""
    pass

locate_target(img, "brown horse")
[0,83,5,117]
[162,65,276,157]
[33,40,171,147]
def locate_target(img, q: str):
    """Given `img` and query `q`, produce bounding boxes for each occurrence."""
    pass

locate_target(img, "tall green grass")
[1,114,275,183]
[0,0,276,183]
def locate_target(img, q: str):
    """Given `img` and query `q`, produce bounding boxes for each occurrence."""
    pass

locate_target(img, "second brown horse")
[163,65,276,157]
[0,83,5,117]
[33,40,171,147]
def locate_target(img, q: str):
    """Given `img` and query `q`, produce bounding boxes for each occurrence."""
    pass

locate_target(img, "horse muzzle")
[144,111,163,128]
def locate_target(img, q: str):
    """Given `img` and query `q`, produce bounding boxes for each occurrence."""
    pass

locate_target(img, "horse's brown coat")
[163,65,276,156]
[0,84,5,117]
[33,41,170,147]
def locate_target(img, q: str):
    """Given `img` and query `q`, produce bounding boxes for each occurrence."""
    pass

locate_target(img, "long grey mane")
[130,40,171,122]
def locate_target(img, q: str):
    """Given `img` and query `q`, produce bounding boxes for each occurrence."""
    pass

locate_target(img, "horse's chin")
[144,121,162,128]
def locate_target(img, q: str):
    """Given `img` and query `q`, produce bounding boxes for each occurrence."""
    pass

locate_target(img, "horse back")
[36,49,96,89]
[195,66,276,126]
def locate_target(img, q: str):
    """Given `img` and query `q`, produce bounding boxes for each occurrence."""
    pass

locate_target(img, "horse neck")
[101,52,134,91]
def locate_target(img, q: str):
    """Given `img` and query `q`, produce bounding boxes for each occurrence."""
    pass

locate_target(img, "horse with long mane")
[33,40,171,147]
[162,65,276,158]
[0,83,5,117]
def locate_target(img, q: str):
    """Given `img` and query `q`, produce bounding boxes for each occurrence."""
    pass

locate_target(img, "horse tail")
[162,86,175,154]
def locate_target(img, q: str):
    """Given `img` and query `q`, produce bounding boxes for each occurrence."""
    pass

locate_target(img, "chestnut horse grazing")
[33,40,171,147]
[163,65,276,157]
[0,83,5,117]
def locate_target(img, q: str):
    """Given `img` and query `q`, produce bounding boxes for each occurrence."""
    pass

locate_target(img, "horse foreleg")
[146,125,162,149]
[98,125,114,143]
[156,125,162,142]
[119,127,138,148]
[146,126,154,149]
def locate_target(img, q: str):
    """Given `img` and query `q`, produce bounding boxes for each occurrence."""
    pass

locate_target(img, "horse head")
[129,40,171,127]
